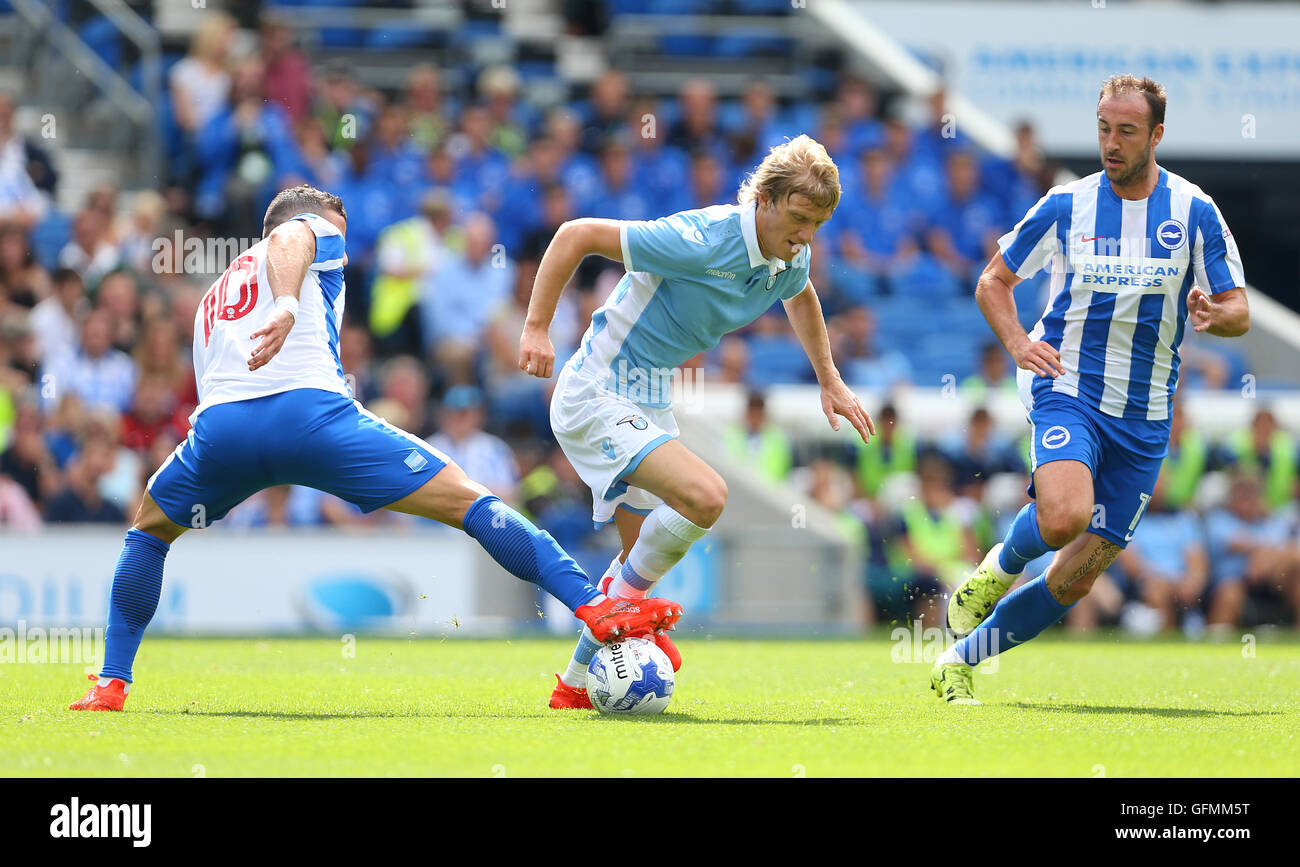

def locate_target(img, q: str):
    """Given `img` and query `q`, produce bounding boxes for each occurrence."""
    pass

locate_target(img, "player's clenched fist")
[518,325,555,379]
[1010,337,1065,379]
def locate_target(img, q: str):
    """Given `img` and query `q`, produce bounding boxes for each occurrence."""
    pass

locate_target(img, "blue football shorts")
[147,388,447,528]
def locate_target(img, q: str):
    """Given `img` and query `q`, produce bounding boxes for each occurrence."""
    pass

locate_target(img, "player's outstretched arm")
[249,219,315,371]
[975,253,1064,379]
[519,218,623,378]
[1188,286,1250,337]
[784,281,875,444]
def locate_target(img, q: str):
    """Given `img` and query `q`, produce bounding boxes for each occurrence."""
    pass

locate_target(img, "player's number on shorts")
[202,254,260,346]
[1124,491,1152,542]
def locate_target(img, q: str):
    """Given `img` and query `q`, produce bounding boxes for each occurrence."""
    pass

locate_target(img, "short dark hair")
[1098,74,1167,131]
[262,184,346,237]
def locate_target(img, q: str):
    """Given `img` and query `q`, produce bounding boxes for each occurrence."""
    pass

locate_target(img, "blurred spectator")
[942,406,1021,500]
[195,56,300,232]
[579,69,632,155]
[0,402,56,508]
[1205,471,1297,629]
[378,356,433,437]
[404,64,451,152]
[1118,476,1209,633]
[448,106,511,217]
[259,15,314,123]
[479,65,530,159]
[855,403,916,499]
[586,137,651,220]
[133,314,197,412]
[41,310,136,414]
[722,390,793,483]
[745,311,813,387]
[836,76,884,155]
[729,77,787,170]
[926,150,1005,283]
[95,269,141,352]
[831,306,912,390]
[0,90,52,225]
[168,12,236,183]
[44,438,125,523]
[1224,408,1298,509]
[340,324,378,405]
[421,213,514,385]
[960,340,1018,401]
[370,188,453,354]
[890,453,980,626]
[59,207,121,288]
[314,60,377,151]
[1161,399,1212,510]
[668,79,727,163]
[117,191,168,275]
[428,385,519,503]
[121,373,190,454]
[836,149,922,290]
[1,222,49,309]
[86,410,141,512]
[0,468,41,529]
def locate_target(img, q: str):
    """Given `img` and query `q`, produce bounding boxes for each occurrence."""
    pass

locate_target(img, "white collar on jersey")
[740,199,789,276]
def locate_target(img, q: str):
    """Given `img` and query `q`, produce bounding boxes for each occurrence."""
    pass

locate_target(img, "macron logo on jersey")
[706,268,736,280]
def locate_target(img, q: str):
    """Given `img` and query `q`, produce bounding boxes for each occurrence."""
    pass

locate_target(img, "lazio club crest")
[616,415,649,431]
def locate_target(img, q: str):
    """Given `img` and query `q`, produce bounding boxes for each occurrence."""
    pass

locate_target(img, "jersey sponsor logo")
[1073,253,1183,290]
[705,268,736,280]
[616,415,649,431]
[404,449,429,472]
[681,227,708,246]
[1156,219,1187,251]
[201,253,260,346]
[1041,425,1071,450]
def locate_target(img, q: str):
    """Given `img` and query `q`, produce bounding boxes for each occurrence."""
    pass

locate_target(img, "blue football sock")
[100,528,170,683]
[462,495,601,612]
[955,575,1072,666]
[997,503,1055,575]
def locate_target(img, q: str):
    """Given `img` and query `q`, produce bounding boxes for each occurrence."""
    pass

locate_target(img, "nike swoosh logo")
[1081,235,1104,243]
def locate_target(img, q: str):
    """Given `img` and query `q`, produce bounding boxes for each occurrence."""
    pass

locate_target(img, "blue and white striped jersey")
[1000,168,1244,422]
[568,200,811,409]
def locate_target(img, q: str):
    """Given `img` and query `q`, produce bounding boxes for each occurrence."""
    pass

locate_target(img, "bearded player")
[518,136,875,709]
[931,76,1249,704]
[70,184,682,712]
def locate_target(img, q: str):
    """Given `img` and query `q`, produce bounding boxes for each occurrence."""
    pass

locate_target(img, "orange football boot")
[69,674,128,711]
[548,673,594,710]
[574,595,683,644]
[598,569,682,670]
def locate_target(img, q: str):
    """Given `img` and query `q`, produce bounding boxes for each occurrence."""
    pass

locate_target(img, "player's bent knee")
[681,473,727,527]
[1038,505,1091,548]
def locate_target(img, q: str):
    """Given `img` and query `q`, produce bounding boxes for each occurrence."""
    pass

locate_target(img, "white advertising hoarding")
[857,1,1300,158]
[0,528,480,635]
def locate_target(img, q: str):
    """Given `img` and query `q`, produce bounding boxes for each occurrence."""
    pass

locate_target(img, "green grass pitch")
[3,636,1297,777]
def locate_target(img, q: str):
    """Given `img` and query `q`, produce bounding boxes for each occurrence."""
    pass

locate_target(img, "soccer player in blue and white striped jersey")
[932,75,1250,704]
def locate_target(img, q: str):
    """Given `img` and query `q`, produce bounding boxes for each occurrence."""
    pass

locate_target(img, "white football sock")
[608,505,708,598]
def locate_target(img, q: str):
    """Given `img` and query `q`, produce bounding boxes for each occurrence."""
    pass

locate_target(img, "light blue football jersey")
[568,201,812,409]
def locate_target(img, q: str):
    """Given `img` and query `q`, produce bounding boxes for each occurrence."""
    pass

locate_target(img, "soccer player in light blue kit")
[70,184,682,712]
[932,76,1250,703]
[518,136,876,709]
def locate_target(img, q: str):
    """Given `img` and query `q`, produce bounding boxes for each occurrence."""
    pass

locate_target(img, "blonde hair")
[738,134,841,211]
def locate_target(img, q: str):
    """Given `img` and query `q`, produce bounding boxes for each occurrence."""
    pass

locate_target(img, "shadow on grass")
[1013,702,1282,719]
[147,709,857,726]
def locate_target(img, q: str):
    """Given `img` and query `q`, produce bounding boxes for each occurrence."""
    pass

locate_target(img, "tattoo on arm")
[1052,539,1122,602]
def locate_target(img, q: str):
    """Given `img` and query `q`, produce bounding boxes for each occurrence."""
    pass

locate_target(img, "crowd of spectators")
[0,8,1295,631]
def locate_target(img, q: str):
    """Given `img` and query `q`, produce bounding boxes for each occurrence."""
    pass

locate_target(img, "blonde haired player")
[519,135,876,708]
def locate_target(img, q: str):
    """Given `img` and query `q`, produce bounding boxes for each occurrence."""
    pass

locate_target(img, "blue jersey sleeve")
[620,211,713,278]
[293,212,346,272]
[1190,197,1245,294]
[996,190,1063,279]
